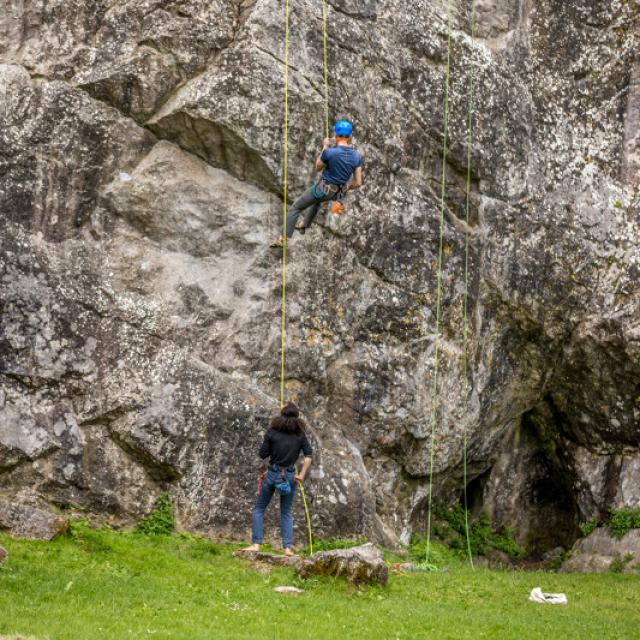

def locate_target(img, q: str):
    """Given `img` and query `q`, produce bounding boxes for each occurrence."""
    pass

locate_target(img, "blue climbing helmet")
[334,119,353,138]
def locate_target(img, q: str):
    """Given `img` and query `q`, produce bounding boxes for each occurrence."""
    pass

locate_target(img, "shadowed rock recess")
[0,1,638,553]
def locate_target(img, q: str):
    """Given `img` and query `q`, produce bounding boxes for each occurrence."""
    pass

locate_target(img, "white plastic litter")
[273,586,304,595]
[529,587,568,605]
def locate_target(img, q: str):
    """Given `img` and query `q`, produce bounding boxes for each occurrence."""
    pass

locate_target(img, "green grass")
[1,526,639,640]
[308,536,367,553]
[430,506,523,558]
[137,493,175,536]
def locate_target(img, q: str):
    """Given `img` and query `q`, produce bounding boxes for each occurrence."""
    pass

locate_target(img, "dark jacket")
[259,428,312,469]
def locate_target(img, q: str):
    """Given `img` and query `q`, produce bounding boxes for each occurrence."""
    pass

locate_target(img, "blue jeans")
[251,467,296,548]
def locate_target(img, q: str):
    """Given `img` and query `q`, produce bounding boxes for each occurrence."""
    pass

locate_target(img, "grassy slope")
[0,529,638,640]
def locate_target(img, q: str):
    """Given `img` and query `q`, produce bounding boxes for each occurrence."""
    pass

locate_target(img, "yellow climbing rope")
[461,0,478,569]
[281,1,330,407]
[295,464,314,555]
[280,0,290,408]
[279,0,331,557]
[426,1,477,568]
[322,0,330,138]
[425,0,454,565]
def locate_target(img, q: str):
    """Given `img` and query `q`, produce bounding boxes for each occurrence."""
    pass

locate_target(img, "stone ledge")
[561,529,640,573]
[233,548,301,567]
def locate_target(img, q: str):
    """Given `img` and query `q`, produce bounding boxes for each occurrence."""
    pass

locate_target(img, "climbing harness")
[311,179,334,200]
[425,0,477,568]
[311,178,345,201]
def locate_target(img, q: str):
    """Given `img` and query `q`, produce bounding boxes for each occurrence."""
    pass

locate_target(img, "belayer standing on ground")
[271,119,364,247]
[243,402,313,556]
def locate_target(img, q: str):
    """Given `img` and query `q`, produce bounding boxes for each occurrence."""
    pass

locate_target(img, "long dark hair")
[271,401,306,435]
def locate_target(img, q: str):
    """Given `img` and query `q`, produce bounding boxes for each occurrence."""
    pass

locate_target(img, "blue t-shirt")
[320,145,362,186]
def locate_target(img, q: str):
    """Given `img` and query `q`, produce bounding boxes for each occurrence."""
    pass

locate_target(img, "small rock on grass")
[0,546,7,567]
[233,549,300,567]
[273,586,304,595]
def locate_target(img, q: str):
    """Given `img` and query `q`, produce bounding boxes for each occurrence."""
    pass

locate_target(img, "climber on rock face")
[270,119,363,248]
[242,401,313,556]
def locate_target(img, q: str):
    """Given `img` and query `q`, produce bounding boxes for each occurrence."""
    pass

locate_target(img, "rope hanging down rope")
[322,0,330,138]
[296,1,331,557]
[425,0,477,567]
[279,0,331,557]
[425,0,454,565]
[461,0,478,569]
[280,0,290,408]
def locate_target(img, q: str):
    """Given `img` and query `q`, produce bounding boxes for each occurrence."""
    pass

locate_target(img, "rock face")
[298,542,388,586]
[562,528,640,573]
[0,1,639,551]
[0,500,68,540]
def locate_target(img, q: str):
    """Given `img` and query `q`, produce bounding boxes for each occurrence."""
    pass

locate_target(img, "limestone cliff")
[1,0,638,552]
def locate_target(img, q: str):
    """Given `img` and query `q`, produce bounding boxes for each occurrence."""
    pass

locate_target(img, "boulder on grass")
[0,500,68,541]
[0,545,7,566]
[297,543,388,586]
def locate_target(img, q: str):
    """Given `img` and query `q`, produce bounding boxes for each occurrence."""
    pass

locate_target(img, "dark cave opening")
[523,457,581,555]
[460,468,491,518]
[478,406,582,556]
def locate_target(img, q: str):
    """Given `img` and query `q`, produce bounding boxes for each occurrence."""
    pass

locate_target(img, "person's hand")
[322,137,333,148]
[294,474,305,485]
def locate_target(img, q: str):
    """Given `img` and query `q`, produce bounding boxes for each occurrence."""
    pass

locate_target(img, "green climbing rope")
[426,1,478,568]
[461,0,478,569]
[425,0,454,565]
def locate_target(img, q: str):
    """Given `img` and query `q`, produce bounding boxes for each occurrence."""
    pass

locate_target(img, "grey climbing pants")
[285,185,336,238]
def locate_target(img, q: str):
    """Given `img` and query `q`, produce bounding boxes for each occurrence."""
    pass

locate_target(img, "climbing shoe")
[295,221,306,235]
[270,237,284,248]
